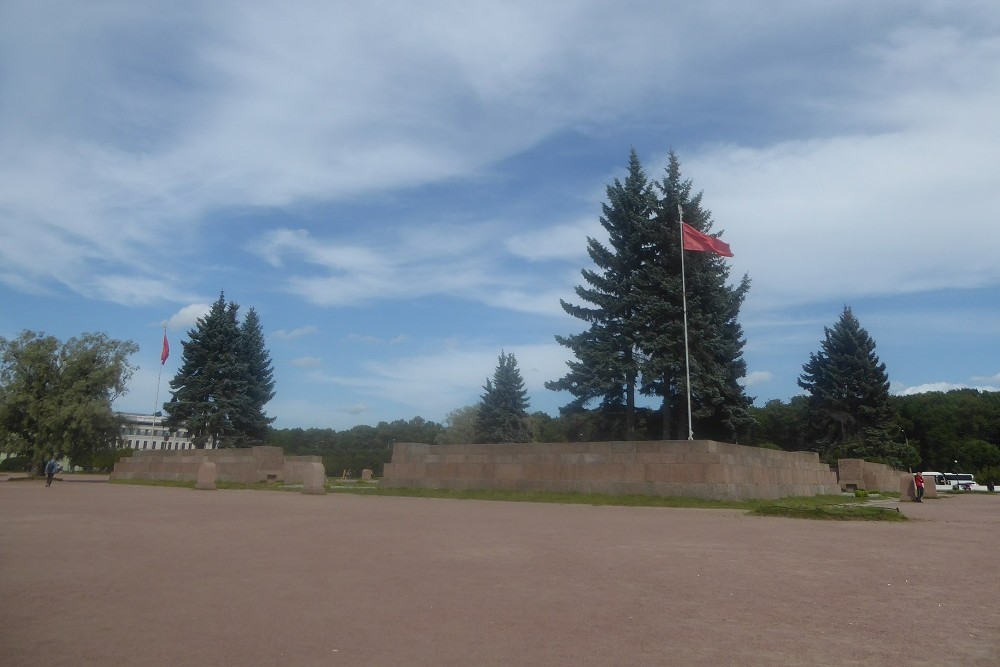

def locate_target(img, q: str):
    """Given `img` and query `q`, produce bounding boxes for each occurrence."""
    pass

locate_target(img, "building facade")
[119,413,215,451]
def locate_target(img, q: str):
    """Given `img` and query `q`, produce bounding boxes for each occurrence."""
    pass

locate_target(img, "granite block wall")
[111,446,322,484]
[382,440,841,500]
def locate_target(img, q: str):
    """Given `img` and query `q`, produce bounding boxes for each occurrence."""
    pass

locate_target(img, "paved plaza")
[1,478,998,666]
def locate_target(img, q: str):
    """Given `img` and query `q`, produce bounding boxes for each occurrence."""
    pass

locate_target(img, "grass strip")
[109,479,906,520]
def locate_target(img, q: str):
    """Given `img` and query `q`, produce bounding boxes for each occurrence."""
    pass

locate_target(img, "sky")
[1,1,998,431]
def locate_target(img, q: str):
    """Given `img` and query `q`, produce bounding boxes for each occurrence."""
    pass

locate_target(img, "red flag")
[682,222,733,257]
[160,332,169,365]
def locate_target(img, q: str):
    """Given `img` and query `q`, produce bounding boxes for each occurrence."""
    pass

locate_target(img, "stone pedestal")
[196,462,217,490]
[301,462,326,495]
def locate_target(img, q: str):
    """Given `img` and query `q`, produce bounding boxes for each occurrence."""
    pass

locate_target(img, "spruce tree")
[475,352,531,443]
[635,152,753,441]
[546,148,655,439]
[164,292,275,448]
[549,150,753,442]
[798,306,915,467]
[232,307,276,445]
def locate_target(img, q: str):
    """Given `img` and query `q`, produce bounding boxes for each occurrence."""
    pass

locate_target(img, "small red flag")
[682,222,733,257]
[160,332,170,365]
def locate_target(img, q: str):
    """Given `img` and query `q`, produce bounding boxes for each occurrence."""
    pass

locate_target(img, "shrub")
[0,455,30,472]
[975,465,1000,492]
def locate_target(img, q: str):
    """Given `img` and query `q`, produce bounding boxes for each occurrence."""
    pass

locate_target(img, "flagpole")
[152,324,165,434]
[678,204,694,440]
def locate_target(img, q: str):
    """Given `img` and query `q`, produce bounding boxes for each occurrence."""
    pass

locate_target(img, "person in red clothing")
[914,471,925,502]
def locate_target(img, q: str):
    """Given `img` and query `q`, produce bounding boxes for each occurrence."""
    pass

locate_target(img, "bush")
[854,489,868,498]
[975,465,1000,492]
[0,455,30,472]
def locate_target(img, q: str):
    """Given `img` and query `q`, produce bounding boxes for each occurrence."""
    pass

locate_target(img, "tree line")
[3,150,996,482]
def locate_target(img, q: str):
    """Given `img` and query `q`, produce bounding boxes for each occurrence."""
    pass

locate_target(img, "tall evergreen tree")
[546,148,655,439]
[475,352,531,443]
[635,152,753,441]
[164,292,275,448]
[232,307,276,445]
[798,306,915,467]
[549,150,752,442]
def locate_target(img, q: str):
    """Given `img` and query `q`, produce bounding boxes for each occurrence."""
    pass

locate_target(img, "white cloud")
[893,381,1000,396]
[273,325,319,340]
[505,218,599,262]
[290,356,322,369]
[742,371,774,387]
[302,342,573,420]
[167,303,211,330]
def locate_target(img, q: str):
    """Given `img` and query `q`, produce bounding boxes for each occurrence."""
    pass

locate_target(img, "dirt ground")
[1,477,997,666]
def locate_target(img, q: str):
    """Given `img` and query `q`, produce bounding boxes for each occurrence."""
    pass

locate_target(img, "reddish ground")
[1,477,997,666]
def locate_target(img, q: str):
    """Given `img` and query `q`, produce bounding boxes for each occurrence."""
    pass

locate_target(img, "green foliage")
[0,330,138,470]
[546,149,655,440]
[164,292,275,448]
[746,396,809,450]
[548,150,753,442]
[975,465,1000,490]
[854,489,868,498]
[475,352,531,443]
[798,307,916,468]
[435,405,479,444]
[268,416,442,477]
[894,389,1000,470]
[0,455,29,472]
[231,308,277,445]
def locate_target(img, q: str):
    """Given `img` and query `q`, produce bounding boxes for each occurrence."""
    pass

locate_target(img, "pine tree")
[546,148,655,439]
[164,292,275,448]
[475,352,531,443]
[798,306,915,467]
[636,152,753,441]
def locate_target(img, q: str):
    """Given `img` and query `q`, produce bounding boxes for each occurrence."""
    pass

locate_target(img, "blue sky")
[1,1,998,430]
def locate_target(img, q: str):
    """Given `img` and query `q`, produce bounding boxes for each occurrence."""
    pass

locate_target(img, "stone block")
[301,462,326,495]
[195,462,216,490]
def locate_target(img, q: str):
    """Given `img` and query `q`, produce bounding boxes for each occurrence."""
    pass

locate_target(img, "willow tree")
[0,331,138,470]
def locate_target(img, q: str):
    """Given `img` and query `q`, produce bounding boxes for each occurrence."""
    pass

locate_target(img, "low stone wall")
[837,458,909,493]
[382,440,841,500]
[110,446,322,484]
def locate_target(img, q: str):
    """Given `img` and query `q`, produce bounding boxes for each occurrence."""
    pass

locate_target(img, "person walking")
[44,456,59,487]
[914,471,925,502]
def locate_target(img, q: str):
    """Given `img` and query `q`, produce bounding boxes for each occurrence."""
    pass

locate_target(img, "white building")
[119,413,215,451]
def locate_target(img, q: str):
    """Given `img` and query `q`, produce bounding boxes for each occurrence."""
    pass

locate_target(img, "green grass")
[108,478,907,520]
[749,496,906,521]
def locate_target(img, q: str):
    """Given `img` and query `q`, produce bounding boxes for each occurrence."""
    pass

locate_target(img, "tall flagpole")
[678,204,694,440]
[152,324,165,433]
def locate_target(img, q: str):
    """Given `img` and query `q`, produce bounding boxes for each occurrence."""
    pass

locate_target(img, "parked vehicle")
[922,472,952,493]
[943,472,993,492]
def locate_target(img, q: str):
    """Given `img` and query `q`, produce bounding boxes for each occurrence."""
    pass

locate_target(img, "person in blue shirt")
[44,456,60,487]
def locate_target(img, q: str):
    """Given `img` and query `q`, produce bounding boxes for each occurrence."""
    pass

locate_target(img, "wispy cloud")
[273,325,319,340]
